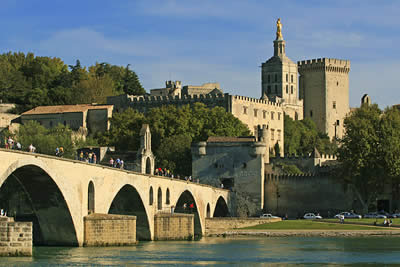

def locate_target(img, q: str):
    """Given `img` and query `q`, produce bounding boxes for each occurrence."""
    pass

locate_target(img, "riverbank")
[212,229,400,237]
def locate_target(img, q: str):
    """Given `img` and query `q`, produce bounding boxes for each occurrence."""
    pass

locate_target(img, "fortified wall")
[264,173,362,218]
[107,93,284,152]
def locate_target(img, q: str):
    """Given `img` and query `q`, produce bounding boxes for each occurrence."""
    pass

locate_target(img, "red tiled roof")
[21,104,113,115]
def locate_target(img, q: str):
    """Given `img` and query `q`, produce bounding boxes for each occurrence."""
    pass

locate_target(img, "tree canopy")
[97,103,250,175]
[0,52,145,113]
[338,104,400,210]
[284,115,337,156]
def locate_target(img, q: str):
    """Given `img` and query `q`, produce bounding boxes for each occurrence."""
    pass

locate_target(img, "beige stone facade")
[20,104,113,135]
[261,36,304,121]
[182,82,222,96]
[150,80,182,97]
[298,58,350,140]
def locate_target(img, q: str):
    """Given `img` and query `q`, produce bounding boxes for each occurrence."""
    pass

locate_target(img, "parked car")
[260,214,279,219]
[334,212,362,219]
[363,212,386,219]
[303,213,322,220]
[391,213,400,218]
[378,211,395,218]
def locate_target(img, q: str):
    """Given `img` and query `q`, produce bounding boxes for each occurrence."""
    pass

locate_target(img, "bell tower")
[261,18,303,120]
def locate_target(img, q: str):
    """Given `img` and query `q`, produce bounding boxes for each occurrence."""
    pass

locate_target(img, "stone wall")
[205,217,281,235]
[264,173,362,218]
[0,217,32,257]
[83,213,137,246]
[153,213,194,240]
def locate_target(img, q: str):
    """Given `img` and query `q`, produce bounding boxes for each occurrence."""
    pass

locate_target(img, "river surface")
[2,236,400,266]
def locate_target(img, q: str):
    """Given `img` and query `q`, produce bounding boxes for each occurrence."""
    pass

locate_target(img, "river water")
[2,236,400,266]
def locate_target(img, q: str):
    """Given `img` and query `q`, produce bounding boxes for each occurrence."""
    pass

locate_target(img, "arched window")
[166,188,170,204]
[291,85,293,94]
[206,204,211,218]
[88,181,95,214]
[146,157,151,174]
[157,187,162,210]
[286,85,288,94]
[149,187,153,205]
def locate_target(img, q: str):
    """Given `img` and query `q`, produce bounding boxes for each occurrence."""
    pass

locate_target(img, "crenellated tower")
[298,58,350,140]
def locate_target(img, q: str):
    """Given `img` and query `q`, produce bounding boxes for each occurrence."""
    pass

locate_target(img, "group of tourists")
[3,136,21,150]
[154,168,199,183]
[109,157,124,169]
[3,136,36,153]
[78,151,97,164]
[55,147,64,157]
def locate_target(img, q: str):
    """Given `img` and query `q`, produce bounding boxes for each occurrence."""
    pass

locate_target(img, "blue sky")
[1,0,399,108]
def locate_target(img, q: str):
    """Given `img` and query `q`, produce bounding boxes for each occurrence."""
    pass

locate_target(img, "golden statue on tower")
[276,18,283,40]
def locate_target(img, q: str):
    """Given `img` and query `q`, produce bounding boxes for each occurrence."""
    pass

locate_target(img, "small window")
[267,75,271,83]
[271,112,275,120]
[310,110,313,117]
[278,113,281,120]
[337,120,340,126]
[286,74,288,82]
[243,106,247,114]
[291,75,294,83]
[333,101,336,109]
[271,129,275,141]
[149,187,154,205]
[274,74,278,82]
[277,130,281,141]
[337,81,339,86]
[267,85,271,94]
[291,85,293,94]
[286,85,288,94]
[275,85,278,93]
[254,109,258,117]
[263,111,267,119]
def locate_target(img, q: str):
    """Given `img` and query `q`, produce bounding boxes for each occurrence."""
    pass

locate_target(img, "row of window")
[270,129,282,141]
[266,73,295,83]
[243,107,281,120]
[267,84,295,95]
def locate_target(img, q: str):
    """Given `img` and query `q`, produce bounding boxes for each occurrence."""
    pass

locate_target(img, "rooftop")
[21,104,113,116]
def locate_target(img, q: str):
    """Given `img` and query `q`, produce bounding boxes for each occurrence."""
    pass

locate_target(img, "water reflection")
[2,237,400,266]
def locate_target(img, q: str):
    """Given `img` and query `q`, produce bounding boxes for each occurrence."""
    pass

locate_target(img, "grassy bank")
[244,220,395,230]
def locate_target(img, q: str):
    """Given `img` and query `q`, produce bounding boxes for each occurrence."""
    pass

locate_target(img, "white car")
[260,213,279,219]
[363,212,386,219]
[334,212,362,219]
[303,213,322,219]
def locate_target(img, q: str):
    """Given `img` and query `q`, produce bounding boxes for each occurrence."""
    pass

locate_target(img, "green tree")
[338,104,384,209]
[284,115,336,156]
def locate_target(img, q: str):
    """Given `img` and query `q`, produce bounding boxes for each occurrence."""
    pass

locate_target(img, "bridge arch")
[0,160,79,246]
[213,196,230,217]
[174,189,203,238]
[108,184,151,240]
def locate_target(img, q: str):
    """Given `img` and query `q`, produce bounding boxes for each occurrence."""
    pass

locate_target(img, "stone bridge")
[0,149,231,246]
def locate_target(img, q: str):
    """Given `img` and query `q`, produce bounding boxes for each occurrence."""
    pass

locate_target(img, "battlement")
[280,153,337,160]
[298,58,350,73]
[265,173,334,184]
[128,93,227,103]
[232,95,281,107]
